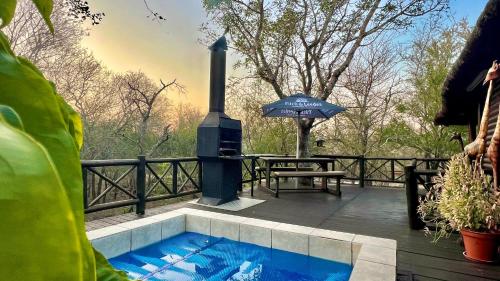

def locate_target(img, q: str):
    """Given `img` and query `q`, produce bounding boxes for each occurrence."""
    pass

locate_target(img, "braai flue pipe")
[208,36,227,113]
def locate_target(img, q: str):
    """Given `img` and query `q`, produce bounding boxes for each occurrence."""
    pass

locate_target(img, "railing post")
[425,159,431,184]
[198,159,203,191]
[238,158,243,192]
[251,156,256,196]
[136,155,146,215]
[390,159,395,181]
[359,155,365,188]
[172,161,178,195]
[405,164,425,230]
[82,167,88,210]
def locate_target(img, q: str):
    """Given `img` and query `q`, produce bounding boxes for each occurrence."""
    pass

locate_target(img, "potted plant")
[418,154,500,263]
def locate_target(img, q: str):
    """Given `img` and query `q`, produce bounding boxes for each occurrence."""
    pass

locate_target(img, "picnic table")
[259,157,344,197]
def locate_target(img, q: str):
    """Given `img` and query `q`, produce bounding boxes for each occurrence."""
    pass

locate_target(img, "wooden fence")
[82,154,449,214]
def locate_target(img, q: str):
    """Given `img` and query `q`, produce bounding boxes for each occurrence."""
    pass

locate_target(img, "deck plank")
[85,183,500,280]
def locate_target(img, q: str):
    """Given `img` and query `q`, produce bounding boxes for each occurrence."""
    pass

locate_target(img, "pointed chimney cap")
[209,36,227,51]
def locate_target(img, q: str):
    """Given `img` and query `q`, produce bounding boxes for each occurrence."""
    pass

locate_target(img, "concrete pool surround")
[87,208,397,281]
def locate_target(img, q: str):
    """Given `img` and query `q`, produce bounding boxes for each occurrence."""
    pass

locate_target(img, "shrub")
[418,154,500,242]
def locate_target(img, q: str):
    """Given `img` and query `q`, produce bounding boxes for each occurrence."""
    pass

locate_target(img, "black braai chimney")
[196,36,242,206]
[208,36,226,113]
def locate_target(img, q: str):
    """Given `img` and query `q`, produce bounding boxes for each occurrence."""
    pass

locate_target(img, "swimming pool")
[87,208,397,281]
[109,232,352,281]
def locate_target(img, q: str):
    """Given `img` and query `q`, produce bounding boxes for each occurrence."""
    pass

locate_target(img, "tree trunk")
[297,119,313,158]
[297,120,313,187]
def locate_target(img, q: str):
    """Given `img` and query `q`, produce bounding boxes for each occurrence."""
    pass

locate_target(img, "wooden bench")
[270,171,345,198]
[255,166,314,185]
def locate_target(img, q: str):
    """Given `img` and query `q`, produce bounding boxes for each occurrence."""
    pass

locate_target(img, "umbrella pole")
[296,111,300,159]
[295,111,301,188]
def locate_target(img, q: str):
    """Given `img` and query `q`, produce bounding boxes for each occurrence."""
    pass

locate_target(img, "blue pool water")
[109,232,352,281]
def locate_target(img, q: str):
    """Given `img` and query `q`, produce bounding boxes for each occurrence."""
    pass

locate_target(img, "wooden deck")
[85,183,500,281]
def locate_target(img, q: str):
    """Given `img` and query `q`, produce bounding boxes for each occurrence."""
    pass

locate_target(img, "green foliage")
[204,0,448,158]
[0,0,17,28]
[383,23,469,157]
[203,0,228,9]
[225,81,297,155]
[30,0,54,32]
[0,108,84,280]
[0,0,53,31]
[418,154,500,242]
[246,118,297,154]
[0,31,89,238]
[161,104,202,157]
[0,3,128,280]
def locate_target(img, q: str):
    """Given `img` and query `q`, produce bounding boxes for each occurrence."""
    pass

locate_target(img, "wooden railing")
[82,156,202,214]
[81,154,449,214]
[314,155,449,187]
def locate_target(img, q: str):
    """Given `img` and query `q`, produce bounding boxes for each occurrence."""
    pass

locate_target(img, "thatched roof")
[435,0,500,126]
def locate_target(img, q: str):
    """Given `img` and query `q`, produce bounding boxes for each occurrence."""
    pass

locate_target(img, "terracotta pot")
[460,228,499,263]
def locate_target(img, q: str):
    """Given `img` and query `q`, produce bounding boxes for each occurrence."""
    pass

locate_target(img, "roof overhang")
[435,0,500,126]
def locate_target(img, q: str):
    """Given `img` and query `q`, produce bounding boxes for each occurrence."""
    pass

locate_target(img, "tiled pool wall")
[86,208,397,281]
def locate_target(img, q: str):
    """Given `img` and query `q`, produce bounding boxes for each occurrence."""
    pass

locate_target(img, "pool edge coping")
[87,207,396,281]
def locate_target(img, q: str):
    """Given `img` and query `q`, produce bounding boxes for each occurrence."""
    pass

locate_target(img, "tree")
[4,0,124,160]
[203,0,448,157]
[3,0,195,160]
[383,20,470,157]
[329,39,402,156]
[226,79,297,154]
[66,0,105,24]
[48,48,128,159]
[66,0,167,24]
[162,103,204,157]
[5,0,85,67]
[119,71,184,156]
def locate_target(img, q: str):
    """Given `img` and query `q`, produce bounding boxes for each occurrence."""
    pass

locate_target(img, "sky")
[81,0,489,112]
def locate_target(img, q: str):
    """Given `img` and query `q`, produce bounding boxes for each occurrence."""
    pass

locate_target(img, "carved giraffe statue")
[486,62,500,190]
[464,61,499,162]
[487,105,500,190]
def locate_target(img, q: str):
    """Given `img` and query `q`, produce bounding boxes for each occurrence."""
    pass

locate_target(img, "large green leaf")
[0,0,16,29]
[0,34,93,280]
[52,82,84,150]
[0,110,84,280]
[30,0,54,33]
[0,31,129,281]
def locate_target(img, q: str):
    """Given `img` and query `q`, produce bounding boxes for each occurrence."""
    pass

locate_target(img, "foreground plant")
[0,1,129,280]
[418,154,500,242]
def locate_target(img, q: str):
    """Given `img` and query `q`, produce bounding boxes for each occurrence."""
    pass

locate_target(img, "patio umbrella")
[262,93,346,158]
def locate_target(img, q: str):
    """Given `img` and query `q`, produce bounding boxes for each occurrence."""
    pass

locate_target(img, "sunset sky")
[82,0,488,112]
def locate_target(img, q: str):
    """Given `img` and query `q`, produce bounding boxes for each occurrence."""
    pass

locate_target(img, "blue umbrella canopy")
[262,93,345,118]
[261,93,346,158]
